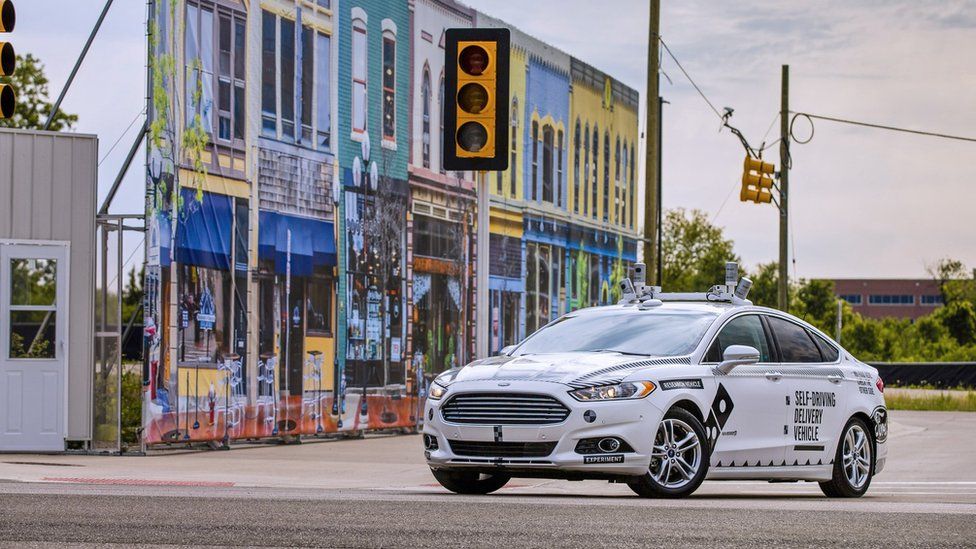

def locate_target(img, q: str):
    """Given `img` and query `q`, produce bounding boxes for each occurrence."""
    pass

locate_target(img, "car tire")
[430,468,511,495]
[628,407,709,498]
[820,416,874,498]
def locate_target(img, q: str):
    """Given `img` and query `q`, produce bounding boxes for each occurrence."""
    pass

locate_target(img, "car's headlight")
[569,381,656,401]
[428,382,448,400]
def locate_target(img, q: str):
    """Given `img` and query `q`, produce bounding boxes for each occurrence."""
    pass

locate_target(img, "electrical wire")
[659,38,724,121]
[790,112,976,144]
[98,108,146,167]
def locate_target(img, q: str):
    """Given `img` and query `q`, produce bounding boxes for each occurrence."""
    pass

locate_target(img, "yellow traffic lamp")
[741,156,775,204]
[443,28,510,171]
[0,0,14,120]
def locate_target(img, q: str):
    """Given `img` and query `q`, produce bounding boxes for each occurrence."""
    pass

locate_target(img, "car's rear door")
[765,315,847,469]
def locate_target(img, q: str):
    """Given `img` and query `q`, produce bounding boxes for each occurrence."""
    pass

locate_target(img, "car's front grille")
[448,440,558,458]
[440,393,571,425]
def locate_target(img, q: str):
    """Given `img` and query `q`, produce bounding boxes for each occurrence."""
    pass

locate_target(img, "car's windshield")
[512,309,717,357]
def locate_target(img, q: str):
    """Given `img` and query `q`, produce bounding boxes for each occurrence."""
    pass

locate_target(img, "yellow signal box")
[0,0,15,120]
[741,156,775,204]
[443,28,510,171]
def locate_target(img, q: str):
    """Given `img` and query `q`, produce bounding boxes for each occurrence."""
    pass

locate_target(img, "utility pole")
[778,65,790,311]
[643,0,661,283]
[656,96,665,286]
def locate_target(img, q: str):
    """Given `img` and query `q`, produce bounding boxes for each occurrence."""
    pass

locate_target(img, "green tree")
[661,208,739,292]
[122,265,144,324]
[747,262,780,308]
[940,301,976,346]
[0,54,78,131]
[794,279,837,333]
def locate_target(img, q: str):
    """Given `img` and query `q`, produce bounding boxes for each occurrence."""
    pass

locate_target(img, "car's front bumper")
[423,380,664,478]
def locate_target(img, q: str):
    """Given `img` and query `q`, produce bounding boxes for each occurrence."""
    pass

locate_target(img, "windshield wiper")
[591,349,648,357]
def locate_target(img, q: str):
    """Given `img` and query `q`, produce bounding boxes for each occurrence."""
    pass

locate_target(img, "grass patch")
[885,390,976,412]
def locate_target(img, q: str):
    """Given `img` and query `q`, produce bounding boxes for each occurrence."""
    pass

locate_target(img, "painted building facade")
[406,0,478,388]
[141,0,638,446]
[478,15,640,354]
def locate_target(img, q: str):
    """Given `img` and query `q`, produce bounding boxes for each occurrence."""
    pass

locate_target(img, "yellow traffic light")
[443,28,510,171]
[740,156,775,204]
[0,0,14,120]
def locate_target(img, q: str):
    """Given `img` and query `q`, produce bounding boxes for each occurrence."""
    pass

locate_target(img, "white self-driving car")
[423,265,887,498]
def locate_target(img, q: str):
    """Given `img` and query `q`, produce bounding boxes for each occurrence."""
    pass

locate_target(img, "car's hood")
[436,352,692,388]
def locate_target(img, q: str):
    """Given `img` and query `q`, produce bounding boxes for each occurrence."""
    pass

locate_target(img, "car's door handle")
[764,372,782,382]
[827,374,844,384]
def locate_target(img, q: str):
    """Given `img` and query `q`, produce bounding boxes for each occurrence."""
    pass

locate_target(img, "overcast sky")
[11,1,976,278]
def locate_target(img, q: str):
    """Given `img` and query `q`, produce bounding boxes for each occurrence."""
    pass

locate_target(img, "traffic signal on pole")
[443,27,510,171]
[0,0,14,120]
[741,155,775,204]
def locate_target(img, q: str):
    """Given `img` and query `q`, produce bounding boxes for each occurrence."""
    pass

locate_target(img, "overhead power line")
[791,112,976,144]
[658,38,723,121]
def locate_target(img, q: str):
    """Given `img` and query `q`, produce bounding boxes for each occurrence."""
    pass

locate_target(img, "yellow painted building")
[569,59,640,235]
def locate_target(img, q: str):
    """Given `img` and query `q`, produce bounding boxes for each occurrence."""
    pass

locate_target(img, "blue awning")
[258,210,336,276]
[158,189,233,270]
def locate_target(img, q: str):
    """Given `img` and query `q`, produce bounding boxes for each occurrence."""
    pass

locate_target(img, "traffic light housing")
[741,156,774,204]
[443,27,510,171]
[0,0,14,120]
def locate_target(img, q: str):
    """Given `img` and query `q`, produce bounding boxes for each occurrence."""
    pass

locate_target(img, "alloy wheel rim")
[843,424,871,489]
[649,418,701,489]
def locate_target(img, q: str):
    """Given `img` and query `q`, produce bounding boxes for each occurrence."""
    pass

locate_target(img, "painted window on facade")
[591,126,599,218]
[261,10,276,134]
[629,143,635,227]
[621,141,628,227]
[185,4,214,133]
[614,137,621,225]
[216,12,245,143]
[382,33,396,141]
[259,10,328,149]
[279,17,296,138]
[557,129,564,208]
[542,125,554,203]
[352,17,367,133]
[531,120,539,201]
[316,32,332,149]
[438,73,445,174]
[603,130,610,222]
[510,99,518,197]
[583,122,589,216]
[300,26,314,143]
[421,68,431,169]
[589,253,600,306]
[573,121,581,213]
[306,277,333,334]
[413,216,457,260]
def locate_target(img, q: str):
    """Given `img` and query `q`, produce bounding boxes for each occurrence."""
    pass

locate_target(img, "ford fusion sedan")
[422,270,887,498]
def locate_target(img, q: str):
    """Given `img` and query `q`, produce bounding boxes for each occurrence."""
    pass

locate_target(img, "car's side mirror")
[499,345,517,356]
[717,345,760,374]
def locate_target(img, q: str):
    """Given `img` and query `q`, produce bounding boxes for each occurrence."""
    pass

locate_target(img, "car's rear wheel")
[628,407,708,498]
[430,468,511,495]
[820,417,874,498]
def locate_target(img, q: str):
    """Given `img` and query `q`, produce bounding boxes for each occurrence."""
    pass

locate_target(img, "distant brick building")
[832,279,944,320]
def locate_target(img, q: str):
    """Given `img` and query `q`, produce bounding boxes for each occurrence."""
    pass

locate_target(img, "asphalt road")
[0,411,974,548]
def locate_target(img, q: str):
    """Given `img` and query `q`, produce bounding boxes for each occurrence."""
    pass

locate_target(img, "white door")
[704,314,787,468]
[0,243,68,451]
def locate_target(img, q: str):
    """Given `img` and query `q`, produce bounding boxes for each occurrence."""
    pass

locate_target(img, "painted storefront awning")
[158,188,233,270]
[258,210,336,276]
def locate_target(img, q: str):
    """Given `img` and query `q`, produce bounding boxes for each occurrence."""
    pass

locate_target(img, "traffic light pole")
[778,65,790,312]
[643,0,661,284]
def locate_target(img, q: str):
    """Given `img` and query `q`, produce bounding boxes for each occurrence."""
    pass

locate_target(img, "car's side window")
[705,315,772,363]
[810,331,840,362]
[766,316,822,363]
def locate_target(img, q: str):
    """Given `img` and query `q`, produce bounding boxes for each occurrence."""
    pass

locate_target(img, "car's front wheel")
[430,469,511,495]
[628,407,709,498]
[820,417,874,498]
